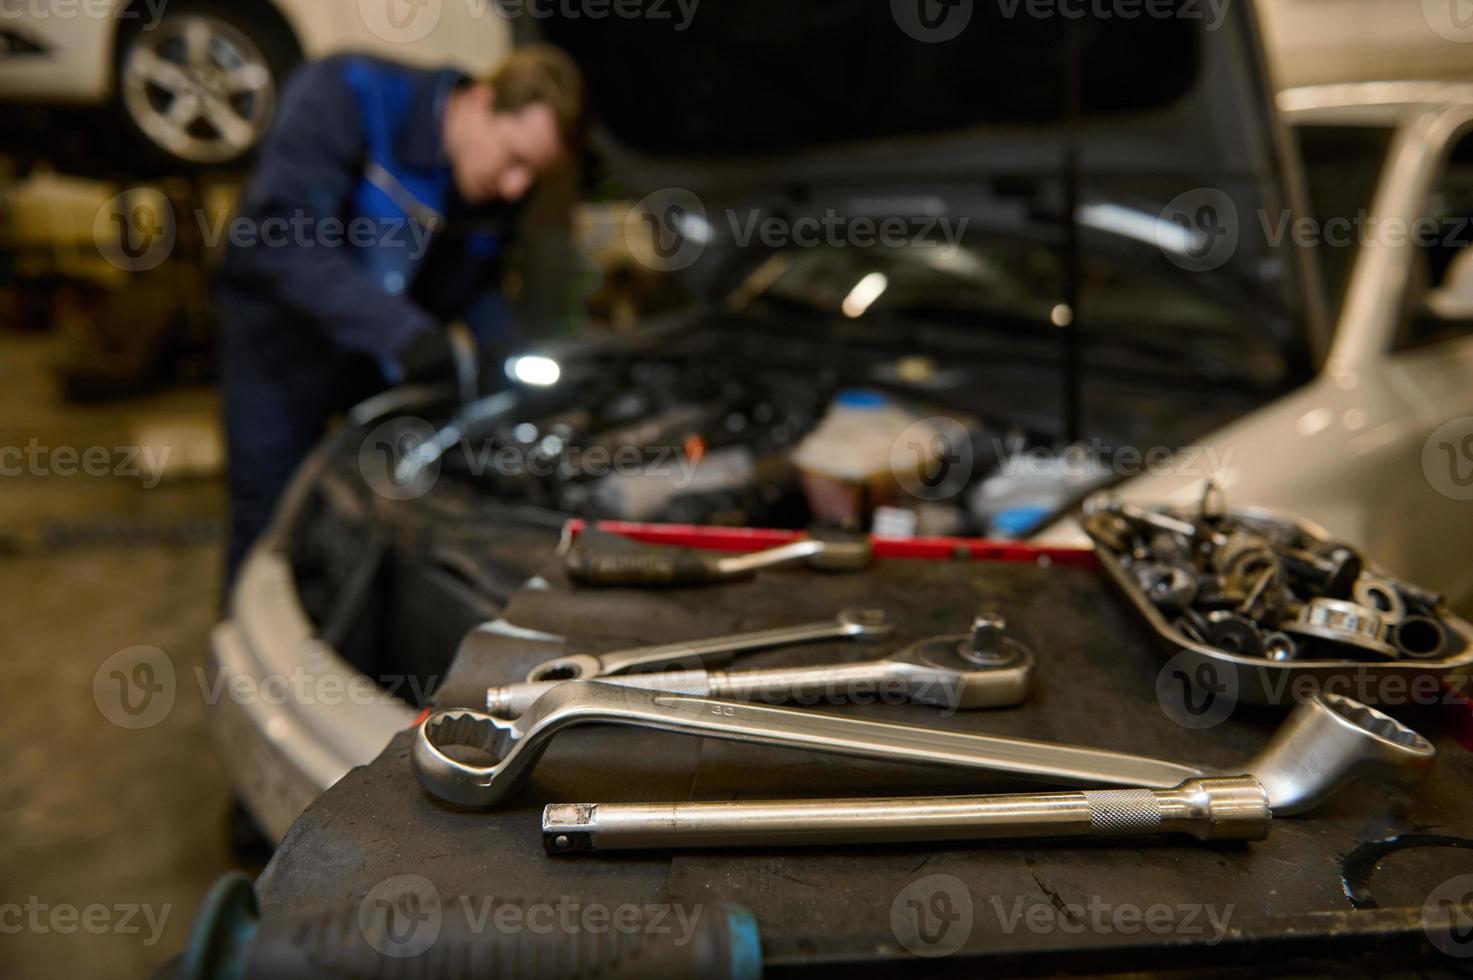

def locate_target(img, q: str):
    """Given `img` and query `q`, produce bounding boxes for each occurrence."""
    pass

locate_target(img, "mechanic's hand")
[396,329,458,384]
[397,324,481,405]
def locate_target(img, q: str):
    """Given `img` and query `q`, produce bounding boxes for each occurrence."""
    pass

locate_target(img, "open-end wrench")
[489,613,1031,717]
[541,776,1273,852]
[523,607,892,683]
[413,685,1433,813]
[564,532,873,588]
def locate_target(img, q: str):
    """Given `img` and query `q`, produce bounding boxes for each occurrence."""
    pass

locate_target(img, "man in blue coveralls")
[216,45,584,584]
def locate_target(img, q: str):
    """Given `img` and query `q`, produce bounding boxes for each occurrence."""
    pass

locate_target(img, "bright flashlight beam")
[841,272,888,319]
[508,355,561,386]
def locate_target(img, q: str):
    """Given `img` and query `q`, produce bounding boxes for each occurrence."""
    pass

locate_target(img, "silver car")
[213,30,1473,841]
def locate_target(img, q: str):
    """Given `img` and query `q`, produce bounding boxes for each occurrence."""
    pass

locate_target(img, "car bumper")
[208,451,416,841]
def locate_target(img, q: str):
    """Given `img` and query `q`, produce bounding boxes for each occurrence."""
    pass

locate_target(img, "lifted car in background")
[0,0,507,169]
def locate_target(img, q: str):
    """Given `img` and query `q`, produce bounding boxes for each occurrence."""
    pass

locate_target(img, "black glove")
[395,329,456,384]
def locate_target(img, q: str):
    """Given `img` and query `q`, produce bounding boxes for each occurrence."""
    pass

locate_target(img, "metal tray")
[1091,504,1473,705]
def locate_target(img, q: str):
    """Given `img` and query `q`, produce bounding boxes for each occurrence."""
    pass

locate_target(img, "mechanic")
[216,46,584,585]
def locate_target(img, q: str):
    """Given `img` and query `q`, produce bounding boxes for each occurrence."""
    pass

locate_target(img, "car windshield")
[728,218,1303,390]
[1292,122,1396,322]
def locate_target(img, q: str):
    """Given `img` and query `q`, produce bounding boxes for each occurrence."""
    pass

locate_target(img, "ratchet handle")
[565,545,730,587]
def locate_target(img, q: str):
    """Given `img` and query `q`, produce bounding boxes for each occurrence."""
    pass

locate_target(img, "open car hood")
[537,2,1285,181]
[532,0,1325,352]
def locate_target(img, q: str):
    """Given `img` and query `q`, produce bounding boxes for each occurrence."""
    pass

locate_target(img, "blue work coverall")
[217,54,519,584]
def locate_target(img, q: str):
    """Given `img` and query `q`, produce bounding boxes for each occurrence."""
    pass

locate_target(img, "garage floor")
[0,329,258,978]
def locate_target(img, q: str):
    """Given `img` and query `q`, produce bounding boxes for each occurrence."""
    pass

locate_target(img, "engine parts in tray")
[1084,489,1473,705]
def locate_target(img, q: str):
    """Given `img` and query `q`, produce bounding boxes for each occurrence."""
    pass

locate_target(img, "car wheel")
[114,1,299,171]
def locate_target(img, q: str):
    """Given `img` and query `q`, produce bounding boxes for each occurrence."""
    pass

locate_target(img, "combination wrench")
[522,607,892,683]
[413,685,1433,813]
[488,613,1032,717]
[565,531,873,587]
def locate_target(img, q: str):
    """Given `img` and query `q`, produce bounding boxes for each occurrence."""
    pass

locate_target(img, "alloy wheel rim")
[121,14,275,164]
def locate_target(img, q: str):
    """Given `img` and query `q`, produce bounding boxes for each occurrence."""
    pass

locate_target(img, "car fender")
[0,0,124,102]
[263,0,509,73]
[1040,366,1473,612]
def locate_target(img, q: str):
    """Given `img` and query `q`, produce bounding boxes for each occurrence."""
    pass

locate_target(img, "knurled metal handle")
[1082,788,1164,836]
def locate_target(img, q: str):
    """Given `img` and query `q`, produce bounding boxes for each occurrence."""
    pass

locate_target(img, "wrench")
[413,685,1433,813]
[522,608,892,683]
[542,776,1272,852]
[565,532,873,588]
[488,613,1032,717]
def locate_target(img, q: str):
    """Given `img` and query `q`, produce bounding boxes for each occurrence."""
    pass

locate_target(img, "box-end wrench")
[412,684,1433,813]
[523,607,892,683]
[541,776,1272,853]
[564,532,872,588]
[488,613,1031,717]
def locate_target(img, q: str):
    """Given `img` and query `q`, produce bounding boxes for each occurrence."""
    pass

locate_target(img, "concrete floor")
[0,330,256,978]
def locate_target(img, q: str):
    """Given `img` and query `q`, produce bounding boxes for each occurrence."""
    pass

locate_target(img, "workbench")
[251,529,1473,976]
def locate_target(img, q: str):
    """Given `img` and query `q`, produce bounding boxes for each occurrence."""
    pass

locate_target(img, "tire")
[113,0,300,173]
